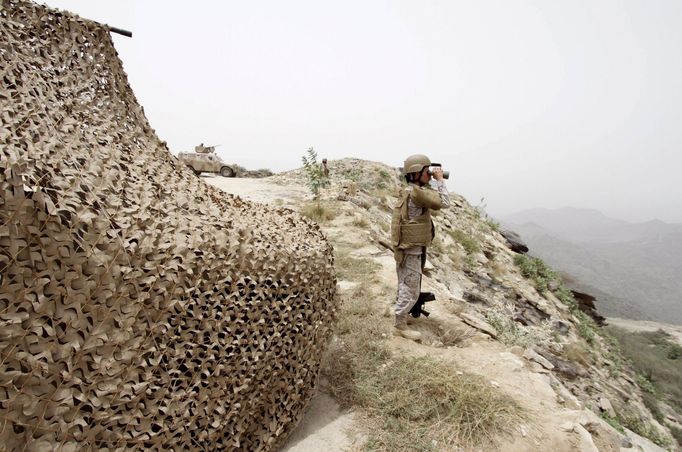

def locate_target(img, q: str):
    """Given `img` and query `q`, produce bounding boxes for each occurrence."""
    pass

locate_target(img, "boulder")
[597,396,616,418]
[460,313,498,338]
[523,348,555,370]
[500,229,529,254]
[463,289,491,305]
[571,290,607,326]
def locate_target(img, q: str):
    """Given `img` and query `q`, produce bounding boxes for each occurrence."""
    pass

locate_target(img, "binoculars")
[427,163,450,179]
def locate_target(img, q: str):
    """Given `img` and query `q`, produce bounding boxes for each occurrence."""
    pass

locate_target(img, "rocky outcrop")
[0,2,337,450]
[500,229,529,254]
[571,290,607,326]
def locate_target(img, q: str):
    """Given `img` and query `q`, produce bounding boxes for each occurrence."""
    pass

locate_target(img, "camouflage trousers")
[394,253,423,323]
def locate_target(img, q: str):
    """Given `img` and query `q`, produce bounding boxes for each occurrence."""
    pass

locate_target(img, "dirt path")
[205,176,628,452]
[204,175,308,206]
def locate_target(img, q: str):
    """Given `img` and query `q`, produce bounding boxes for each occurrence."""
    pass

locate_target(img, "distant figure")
[390,154,450,341]
[321,158,330,178]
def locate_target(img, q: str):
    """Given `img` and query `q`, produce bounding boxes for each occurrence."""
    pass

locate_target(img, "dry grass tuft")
[352,216,370,228]
[334,248,381,282]
[489,258,508,282]
[360,356,523,450]
[301,201,337,222]
[436,325,475,347]
[563,342,592,367]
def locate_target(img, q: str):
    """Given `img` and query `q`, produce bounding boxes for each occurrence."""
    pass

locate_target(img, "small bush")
[436,326,474,347]
[513,254,557,294]
[447,229,481,255]
[489,259,507,281]
[430,236,446,255]
[574,311,596,345]
[301,147,329,197]
[553,286,578,310]
[600,411,624,434]
[301,202,336,223]
[343,168,361,183]
[484,303,552,348]
[668,343,682,360]
[620,413,669,448]
[636,373,656,395]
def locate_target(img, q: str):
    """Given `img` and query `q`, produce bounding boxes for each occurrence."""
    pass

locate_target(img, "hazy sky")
[42,1,682,223]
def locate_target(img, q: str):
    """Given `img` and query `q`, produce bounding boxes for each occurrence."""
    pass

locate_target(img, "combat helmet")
[403,154,431,174]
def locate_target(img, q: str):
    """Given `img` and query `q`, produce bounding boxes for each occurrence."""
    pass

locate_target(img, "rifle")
[409,292,436,318]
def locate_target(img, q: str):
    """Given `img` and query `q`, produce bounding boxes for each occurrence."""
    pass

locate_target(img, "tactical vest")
[391,185,439,250]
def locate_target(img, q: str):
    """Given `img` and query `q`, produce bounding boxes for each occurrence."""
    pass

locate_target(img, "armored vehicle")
[178,144,236,177]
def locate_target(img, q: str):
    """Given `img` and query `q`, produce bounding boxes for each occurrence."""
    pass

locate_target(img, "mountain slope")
[502,208,682,324]
[207,162,679,450]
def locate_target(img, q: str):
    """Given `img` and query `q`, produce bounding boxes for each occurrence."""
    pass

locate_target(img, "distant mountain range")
[501,207,682,325]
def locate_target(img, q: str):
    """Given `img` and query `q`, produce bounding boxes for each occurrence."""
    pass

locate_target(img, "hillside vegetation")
[256,158,682,451]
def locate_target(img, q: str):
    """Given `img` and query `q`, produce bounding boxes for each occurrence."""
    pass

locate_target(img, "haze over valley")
[502,207,682,325]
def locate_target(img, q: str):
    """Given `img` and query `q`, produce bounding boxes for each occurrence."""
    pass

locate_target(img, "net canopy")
[0,1,337,449]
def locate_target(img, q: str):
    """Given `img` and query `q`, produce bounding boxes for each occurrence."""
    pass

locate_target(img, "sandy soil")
[204,175,308,206]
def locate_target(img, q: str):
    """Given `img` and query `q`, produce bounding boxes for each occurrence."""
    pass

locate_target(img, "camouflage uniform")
[393,180,450,324]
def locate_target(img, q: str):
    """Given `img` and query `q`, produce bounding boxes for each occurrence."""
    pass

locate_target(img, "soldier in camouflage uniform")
[390,154,450,341]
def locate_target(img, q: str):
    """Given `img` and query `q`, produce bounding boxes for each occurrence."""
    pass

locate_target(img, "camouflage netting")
[0,1,337,449]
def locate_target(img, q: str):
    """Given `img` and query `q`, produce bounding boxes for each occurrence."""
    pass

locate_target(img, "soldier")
[390,154,450,341]
[321,158,330,178]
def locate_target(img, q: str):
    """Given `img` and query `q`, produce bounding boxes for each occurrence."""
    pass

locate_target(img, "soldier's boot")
[387,305,416,324]
[394,316,421,342]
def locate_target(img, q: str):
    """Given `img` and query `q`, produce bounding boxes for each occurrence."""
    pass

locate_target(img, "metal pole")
[108,26,132,38]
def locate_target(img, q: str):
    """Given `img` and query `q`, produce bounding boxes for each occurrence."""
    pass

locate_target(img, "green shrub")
[668,344,682,360]
[301,147,329,197]
[636,373,656,395]
[512,254,557,294]
[600,331,625,376]
[620,414,669,448]
[343,168,361,183]
[553,286,578,310]
[447,229,481,256]
[600,411,624,434]
[574,311,596,345]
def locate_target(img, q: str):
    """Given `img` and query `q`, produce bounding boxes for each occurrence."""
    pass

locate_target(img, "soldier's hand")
[431,167,444,181]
